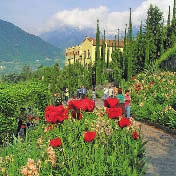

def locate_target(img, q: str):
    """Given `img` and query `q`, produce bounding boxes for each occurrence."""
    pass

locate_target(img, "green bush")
[0,81,50,144]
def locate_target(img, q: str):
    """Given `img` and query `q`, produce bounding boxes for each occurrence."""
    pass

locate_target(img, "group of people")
[103,85,131,118]
[76,85,88,99]
[54,85,89,107]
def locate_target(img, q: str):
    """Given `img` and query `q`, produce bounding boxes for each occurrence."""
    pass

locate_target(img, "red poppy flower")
[149,81,154,85]
[48,126,53,130]
[21,125,26,129]
[106,108,122,119]
[118,117,131,128]
[132,132,139,140]
[84,131,96,142]
[104,98,119,108]
[50,137,62,147]
[29,115,33,120]
[44,105,68,123]
[137,87,141,91]
[68,99,95,112]
[45,105,55,112]
[135,84,141,88]
[35,117,39,121]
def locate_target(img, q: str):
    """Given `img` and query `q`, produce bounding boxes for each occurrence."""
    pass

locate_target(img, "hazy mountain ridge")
[40,26,139,49]
[40,26,96,49]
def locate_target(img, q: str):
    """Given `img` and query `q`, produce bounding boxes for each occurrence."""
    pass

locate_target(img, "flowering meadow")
[128,71,176,129]
[0,98,146,176]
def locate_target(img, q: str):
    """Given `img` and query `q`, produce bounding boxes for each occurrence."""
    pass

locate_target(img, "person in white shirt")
[108,86,113,98]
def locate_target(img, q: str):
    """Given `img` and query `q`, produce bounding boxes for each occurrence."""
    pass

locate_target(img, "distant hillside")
[40,26,139,50]
[0,19,65,75]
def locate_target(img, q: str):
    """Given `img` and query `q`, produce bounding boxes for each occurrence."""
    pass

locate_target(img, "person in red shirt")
[125,90,131,118]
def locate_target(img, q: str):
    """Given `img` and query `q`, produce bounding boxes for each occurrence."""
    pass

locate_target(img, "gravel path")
[95,99,176,176]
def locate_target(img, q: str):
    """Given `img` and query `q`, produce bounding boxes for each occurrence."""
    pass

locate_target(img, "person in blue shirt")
[81,85,87,99]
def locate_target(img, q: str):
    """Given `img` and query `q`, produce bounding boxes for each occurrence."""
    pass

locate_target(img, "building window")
[88,50,90,59]
[84,51,86,59]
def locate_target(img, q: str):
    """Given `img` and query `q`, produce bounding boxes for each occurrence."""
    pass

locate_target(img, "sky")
[0,0,174,36]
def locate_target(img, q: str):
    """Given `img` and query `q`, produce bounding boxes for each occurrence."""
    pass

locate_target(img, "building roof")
[87,37,124,48]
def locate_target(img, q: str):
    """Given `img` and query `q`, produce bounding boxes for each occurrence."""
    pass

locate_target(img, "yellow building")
[65,37,124,66]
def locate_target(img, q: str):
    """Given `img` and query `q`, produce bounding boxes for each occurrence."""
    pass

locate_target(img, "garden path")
[95,99,176,176]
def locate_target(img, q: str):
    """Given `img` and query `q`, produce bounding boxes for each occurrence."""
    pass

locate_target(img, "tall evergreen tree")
[95,19,101,85]
[106,40,110,69]
[144,5,164,65]
[127,8,133,80]
[133,21,145,73]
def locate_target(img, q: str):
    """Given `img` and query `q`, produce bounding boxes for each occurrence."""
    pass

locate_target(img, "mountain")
[0,19,65,75]
[40,26,139,50]
[40,26,95,50]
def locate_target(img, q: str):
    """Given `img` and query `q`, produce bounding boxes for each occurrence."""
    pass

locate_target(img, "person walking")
[54,93,63,106]
[92,88,96,103]
[103,86,109,100]
[108,86,113,98]
[64,87,69,105]
[77,87,81,99]
[81,85,87,99]
[125,90,131,118]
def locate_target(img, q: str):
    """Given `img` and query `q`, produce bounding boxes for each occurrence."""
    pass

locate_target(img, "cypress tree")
[160,19,165,56]
[114,35,117,50]
[127,8,133,80]
[123,25,128,79]
[95,19,101,85]
[168,5,171,27]
[107,41,110,69]
[118,28,120,49]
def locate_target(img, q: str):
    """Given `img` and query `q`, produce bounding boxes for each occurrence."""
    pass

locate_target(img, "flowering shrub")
[118,117,131,128]
[106,108,122,119]
[44,105,68,123]
[127,71,176,129]
[104,98,119,108]
[84,130,96,142]
[50,137,62,148]
[20,158,39,176]
[0,111,146,176]
[68,98,95,112]
[47,146,57,167]
[132,132,139,140]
